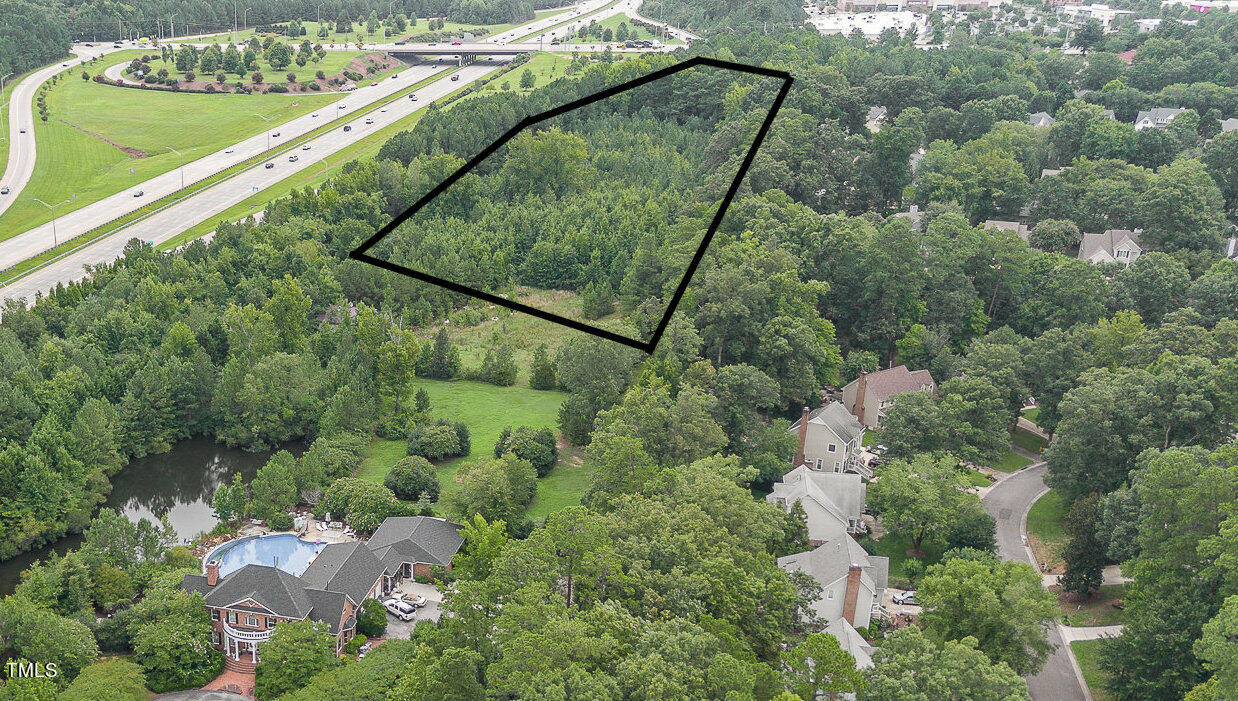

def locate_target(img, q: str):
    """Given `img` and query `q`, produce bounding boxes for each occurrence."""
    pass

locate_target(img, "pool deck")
[197,513,361,573]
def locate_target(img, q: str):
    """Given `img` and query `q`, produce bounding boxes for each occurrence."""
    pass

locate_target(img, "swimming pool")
[208,533,327,577]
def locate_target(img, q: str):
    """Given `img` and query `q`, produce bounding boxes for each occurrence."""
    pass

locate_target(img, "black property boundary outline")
[350,56,793,353]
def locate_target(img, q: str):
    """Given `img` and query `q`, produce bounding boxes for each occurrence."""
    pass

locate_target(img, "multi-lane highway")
[0,62,501,305]
[0,0,692,308]
[0,44,118,218]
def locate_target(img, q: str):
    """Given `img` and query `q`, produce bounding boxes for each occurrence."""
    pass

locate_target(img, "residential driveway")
[384,581,443,639]
[983,462,1089,701]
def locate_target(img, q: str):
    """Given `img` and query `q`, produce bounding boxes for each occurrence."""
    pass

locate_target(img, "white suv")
[383,598,416,621]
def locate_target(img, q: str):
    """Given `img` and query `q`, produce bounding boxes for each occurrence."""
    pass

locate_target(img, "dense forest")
[0,0,71,76]
[0,7,1236,700]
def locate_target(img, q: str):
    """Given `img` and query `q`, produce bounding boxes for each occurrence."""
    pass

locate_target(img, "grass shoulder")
[1070,639,1116,701]
[1027,488,1067,573]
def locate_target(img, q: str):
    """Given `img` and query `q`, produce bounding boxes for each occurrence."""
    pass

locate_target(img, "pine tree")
[529,343,556,390]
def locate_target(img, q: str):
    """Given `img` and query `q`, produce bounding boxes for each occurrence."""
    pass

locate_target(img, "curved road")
[983,462,1089,701]
[0,44,121,218]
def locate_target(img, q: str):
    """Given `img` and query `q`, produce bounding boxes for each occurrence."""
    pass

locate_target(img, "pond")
[0,437,303,595]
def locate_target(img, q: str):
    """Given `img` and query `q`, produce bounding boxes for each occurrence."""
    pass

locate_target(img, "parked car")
[133,190,143,197]
[892,590,916,605]
[384,598,416,621]
[405,593,428,608]
[264,162,274,169]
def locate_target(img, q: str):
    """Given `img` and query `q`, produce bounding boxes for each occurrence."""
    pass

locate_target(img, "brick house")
[841,365,936,429]
[182,516,462,672]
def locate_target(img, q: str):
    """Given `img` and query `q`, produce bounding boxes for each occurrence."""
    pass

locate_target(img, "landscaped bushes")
[321,478,403,532]
[494,425,557,476]
[384,455,441,502]
[406,419,470,461]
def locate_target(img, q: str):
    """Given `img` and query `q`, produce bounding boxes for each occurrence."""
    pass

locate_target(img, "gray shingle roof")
[303,588,349,634]
[366,517,463,569]
[843,365,936,405]
[300,541,384,606]
[1134,107,1185,128]
[789,401,865,445]
[1078,229,1141,261]
[198,564,314,619]
[1028,111,1054,127]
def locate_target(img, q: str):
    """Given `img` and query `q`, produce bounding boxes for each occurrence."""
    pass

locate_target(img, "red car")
[451,41,462,45]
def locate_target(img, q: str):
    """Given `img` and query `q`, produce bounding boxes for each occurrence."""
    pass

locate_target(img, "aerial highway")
[0,62,501,306]
[0,43,120,219]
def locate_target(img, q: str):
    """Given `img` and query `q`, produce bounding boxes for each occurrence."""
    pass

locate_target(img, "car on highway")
[0,187,9,195]
[451,41,462,45]
[409,93,418,100]
[302,145,311,150]
[18,129,25,134]
[62,63,69,67]
[365,118,374,124]
[271,132,280,138]
[428,43,437,46]
[133,190,144,197]
[264,162,274,169]
[84,43,93,47]
[383,599,416,621]
[312,113,318,118]
[289,155,299,162]
[892,590,916,605]
[451,74,459,81]
[338,104,346,109]
[343,125,352,132]
[225,148,234,154]
[371,81,378,86]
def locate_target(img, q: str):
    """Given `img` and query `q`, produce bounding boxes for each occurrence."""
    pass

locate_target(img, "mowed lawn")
[357,378,593,520]
[858,532,947,589]
[1027,488,1068,572]
[0,69,338,240]
[1070,640,1115,701]
[1058,584,1127,627]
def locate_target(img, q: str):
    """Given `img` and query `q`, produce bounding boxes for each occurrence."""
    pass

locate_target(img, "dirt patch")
[1028,533,1065,574]
[59,120,146,158]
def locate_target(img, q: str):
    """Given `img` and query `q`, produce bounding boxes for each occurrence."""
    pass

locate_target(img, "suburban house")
[984,219,1031,243]
[182,516,462,671]
[891,204,926,231]
[767,466,867,540]
[841,365,937,429]
[1134,107,1186,130]
[789,402,869,478]
[866,106,888,132]
[1028,111,1055,128]
[777,518,890,667]
[779,534,889,657]
[1078,228,1143,265]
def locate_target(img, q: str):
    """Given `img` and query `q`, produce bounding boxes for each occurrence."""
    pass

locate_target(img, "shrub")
[384,456,441,502]
[494,426,558,477]
[59,659,149,701]
[343,633,367,656]
[357,599,387,638]
[268,511,294,530]
[322,478,400,532]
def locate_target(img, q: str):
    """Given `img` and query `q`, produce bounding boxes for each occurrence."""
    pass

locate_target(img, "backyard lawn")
[985,448,1033,472]
[1058,584,1127,627]
[0,60,338,240]
[357,378,592,520]
[1012,427,1048,454]
[858,532,946,589]
[1022,406,1040,424]
[1027,488,1068,572]
[1071,640,1115,701]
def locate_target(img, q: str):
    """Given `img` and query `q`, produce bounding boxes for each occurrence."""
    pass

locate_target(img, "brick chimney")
[206,562,220,587]
[854,371,869,426]
[794,406,810,467]
[841,563,863,626]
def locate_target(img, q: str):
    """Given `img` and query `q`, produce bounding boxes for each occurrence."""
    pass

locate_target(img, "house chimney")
[842,564,863,626]
[794,406,810,467]
[854,371,868,426]
[206,562,220,586]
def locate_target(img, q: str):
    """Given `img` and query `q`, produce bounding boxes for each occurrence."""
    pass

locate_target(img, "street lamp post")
[165,146,185,189]
[252,113,271,150]
[32,198,70,247]
[0,73,13,135]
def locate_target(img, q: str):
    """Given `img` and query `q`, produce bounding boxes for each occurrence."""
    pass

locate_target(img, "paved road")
[0,61,449,270]
[0,44,122,217]
[983,462,1089,701]
[0,62,501,307]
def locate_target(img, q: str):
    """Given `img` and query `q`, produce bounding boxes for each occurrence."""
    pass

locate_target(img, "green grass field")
[1012,427,1048,453]
[196,9,570,46]
[963,468,992,488]
[1027,488,1068,571]
[859,532,946,589]
[125,48,387,86]
[1070,640,1115,701]
[565,13,681,44]
[1022,406,1040,424]
[862,428,880,447]
[985,448,1033,473]
[0,59,339,241]
[1059,584,1127,627]
[357,378,588,520]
